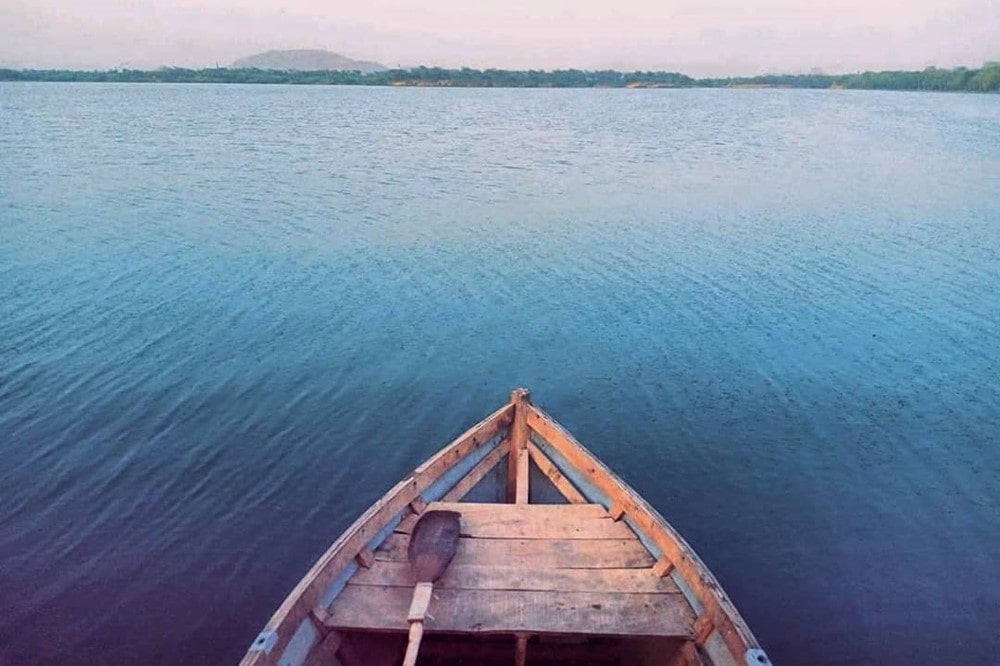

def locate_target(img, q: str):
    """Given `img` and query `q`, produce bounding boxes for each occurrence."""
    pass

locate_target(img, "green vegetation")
[702,64,1000,92]
[1,64,998,92]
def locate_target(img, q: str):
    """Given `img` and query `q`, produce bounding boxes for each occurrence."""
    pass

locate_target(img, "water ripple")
[1,84,998,665]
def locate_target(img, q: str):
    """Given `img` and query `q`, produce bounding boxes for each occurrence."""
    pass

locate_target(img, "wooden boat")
[239,389,771,666]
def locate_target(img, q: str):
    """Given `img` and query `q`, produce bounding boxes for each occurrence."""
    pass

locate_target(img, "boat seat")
[321,502,696,638]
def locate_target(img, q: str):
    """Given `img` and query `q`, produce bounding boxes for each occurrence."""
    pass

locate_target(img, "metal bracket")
[249,629,278,654]
[746,648,771,666]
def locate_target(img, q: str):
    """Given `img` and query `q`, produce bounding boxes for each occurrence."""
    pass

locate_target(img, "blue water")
[1,83,998,665]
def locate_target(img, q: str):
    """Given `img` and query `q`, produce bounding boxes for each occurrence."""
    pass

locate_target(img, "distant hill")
[231,49,386,72]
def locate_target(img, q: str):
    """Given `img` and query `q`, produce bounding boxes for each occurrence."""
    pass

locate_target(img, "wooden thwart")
[324,586,695,638]
[350,561,681,594]
[375,533,655,569]
[395,502,634,540]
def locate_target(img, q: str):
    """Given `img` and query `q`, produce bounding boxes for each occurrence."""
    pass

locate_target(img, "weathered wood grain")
[375,533,655,569]
[395,502,633,540]
[507,388,531,503]
[325,586,695,638]
[515,446,530,504]
[349,561,681,594]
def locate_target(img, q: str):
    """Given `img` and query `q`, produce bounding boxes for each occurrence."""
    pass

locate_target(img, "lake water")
[1,83,998,665]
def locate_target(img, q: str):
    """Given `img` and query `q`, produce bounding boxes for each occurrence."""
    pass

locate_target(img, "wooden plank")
[238,402,514,666]
[375,533,655,569]
[324,586,694,638]
[441,438,510,502]
[667,642,707,666]
[396,502,633,540]
[515,446,529,504]
[525,405,758,661]
[507,388,531,503]
[349,561,681,594]
[527,441,587,504]
[403,501,609,521]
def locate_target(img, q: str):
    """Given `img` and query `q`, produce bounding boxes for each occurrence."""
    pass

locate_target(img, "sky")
[1,0,998,75]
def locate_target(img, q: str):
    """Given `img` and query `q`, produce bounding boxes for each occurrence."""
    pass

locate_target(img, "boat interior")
[318,501,696,665]
[242,390,768,666]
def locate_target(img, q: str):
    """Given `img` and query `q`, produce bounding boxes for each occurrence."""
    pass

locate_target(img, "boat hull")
[239,390,769,666]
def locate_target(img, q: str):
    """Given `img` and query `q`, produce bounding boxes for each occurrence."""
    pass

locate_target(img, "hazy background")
[2,0,998,75]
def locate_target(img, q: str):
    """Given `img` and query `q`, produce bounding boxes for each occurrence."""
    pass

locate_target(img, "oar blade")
[407,510,461,583]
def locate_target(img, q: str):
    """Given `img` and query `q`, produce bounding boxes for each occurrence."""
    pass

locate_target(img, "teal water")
[1,83,998,665]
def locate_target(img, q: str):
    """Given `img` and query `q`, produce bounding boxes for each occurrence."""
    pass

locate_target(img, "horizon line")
[3,62,999,79]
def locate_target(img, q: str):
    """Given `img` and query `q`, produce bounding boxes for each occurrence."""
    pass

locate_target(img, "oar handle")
[402,622,424,666]
[402,582,434,666]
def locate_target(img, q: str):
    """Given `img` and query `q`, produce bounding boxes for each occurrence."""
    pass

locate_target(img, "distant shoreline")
[2,64,997,92]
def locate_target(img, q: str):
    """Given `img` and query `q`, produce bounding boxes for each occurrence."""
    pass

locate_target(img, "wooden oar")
[402,509,461,666]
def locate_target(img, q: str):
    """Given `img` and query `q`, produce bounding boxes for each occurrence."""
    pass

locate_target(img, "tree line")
[2,64,997,92]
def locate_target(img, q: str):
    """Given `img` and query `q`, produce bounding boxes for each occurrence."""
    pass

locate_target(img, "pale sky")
[2,0,998,75]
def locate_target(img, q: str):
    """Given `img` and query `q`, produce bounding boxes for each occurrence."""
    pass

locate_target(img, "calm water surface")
[1,83,998,665]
